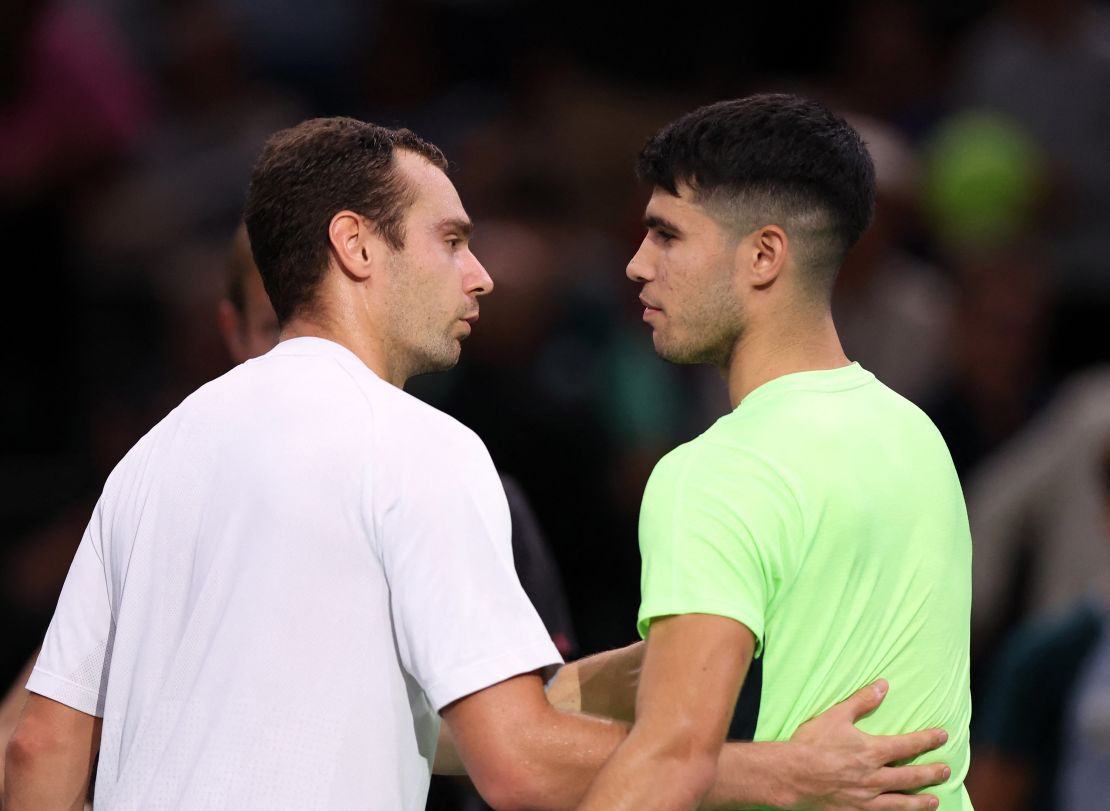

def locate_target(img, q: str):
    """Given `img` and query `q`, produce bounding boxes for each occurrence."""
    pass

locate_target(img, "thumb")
[838,679,888,722]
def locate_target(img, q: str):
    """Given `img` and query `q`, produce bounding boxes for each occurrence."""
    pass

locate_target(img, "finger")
[835,679,889,722]
[875,763,952,792]
[873,728,948,763]
[865,792,940,811]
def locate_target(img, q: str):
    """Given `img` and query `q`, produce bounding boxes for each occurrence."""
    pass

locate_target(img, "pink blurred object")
[0,3,150,193]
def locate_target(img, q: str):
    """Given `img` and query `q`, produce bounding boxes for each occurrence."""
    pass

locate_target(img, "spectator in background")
[967,433,1110,811]
[925,242,1053,478]
[77,0,301,292]
[918,110,1055,478]
[1061,443,1110,807]
[1058,442,1110,806]
[823,0,945,136]
[1,1,152,613]
[0,0,148,197]
[967,369,1110,656]
[216,222,281,364]
[954,0,1110,380]
[955,0,1110,295]
[834,114,952,405]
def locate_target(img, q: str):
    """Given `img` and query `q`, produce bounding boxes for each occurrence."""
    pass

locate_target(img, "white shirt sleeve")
[376,420,562,712]
[26,499,115,717]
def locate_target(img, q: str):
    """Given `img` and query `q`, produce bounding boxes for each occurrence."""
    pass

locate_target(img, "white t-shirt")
[28,337,561,810]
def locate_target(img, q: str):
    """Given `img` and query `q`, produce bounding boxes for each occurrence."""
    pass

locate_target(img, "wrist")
[710,741,804,811]
[772,742,810,809]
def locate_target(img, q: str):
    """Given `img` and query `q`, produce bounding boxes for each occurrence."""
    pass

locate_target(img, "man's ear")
[736,224,788,289]
[216,299,248,365]
[328,211,376,281]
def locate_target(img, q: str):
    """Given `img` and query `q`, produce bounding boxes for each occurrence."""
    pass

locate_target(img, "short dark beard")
[654,328,736,369]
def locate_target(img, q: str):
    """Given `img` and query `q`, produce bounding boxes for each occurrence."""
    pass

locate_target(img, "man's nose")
[626,239,654,283]
[466,252,494,296]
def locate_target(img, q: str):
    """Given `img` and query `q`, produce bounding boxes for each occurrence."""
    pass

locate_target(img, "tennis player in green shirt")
[574,94,973,811]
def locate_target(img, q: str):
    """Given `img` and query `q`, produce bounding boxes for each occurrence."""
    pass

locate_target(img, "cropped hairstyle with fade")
[244,117,446,324]
[637,93,876,294]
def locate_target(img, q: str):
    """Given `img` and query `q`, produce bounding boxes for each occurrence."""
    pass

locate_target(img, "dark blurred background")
[2,1,1109,808]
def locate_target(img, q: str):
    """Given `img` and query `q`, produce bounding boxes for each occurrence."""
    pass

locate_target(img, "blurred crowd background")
[2,0,1109,808]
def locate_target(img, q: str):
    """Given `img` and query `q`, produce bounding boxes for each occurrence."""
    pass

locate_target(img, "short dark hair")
[244,117,446,324]
[636,93,875,292]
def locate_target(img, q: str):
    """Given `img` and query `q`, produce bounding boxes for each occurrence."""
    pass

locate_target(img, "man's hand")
[785,680,950,810]
[705,681,949,811]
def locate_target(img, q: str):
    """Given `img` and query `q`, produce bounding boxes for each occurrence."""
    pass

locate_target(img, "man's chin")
[653,335,692,365]
[653,336,718,367]
[407,347,462,379]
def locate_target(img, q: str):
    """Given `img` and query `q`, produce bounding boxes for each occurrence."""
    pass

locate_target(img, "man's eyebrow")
[436,217,473,237]
[644,214,681,234]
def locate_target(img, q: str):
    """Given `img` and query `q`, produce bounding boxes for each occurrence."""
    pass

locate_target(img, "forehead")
[644,182,719,233]
[395,149,467,224]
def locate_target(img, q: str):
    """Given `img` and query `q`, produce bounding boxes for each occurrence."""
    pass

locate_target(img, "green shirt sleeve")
[636,440,802,658]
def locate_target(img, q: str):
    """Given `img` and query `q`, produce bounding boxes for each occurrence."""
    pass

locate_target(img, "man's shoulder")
[644,425,794,508]
[679,414,797,474]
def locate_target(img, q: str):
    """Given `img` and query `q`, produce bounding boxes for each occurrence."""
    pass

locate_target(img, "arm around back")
[441,671,628,811]
[577,613,755,811]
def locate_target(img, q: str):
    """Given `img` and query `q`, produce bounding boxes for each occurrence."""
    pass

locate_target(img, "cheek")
[657,247,696,292]
[656,251,679,286]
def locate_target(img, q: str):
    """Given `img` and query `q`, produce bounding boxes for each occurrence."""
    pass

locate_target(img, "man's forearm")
[4,736,96,811]
[3,695,101,811]
[545,642,642,722]
[0,653,36,799]
[703,742,804,810]
[466,669,947,811]
[545,648,799,809]
[450,700,631,810]
[577,725,719,811]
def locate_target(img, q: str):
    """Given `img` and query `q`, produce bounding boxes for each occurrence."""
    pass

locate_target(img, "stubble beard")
[653,329,735,368]
[385,253,464,380]
[395,317,463,379]
[653,298,745,370]
[412,335,462,376]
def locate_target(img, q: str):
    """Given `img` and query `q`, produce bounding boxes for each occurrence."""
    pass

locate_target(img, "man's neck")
[280,317,407,388]
[724,310,849,408]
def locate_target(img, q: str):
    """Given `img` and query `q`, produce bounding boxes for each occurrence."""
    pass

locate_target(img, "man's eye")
[653,230,675,244]
[446,238,461,249]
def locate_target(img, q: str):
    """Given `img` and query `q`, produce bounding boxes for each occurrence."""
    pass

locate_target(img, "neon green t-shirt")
[638,364,972,810]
